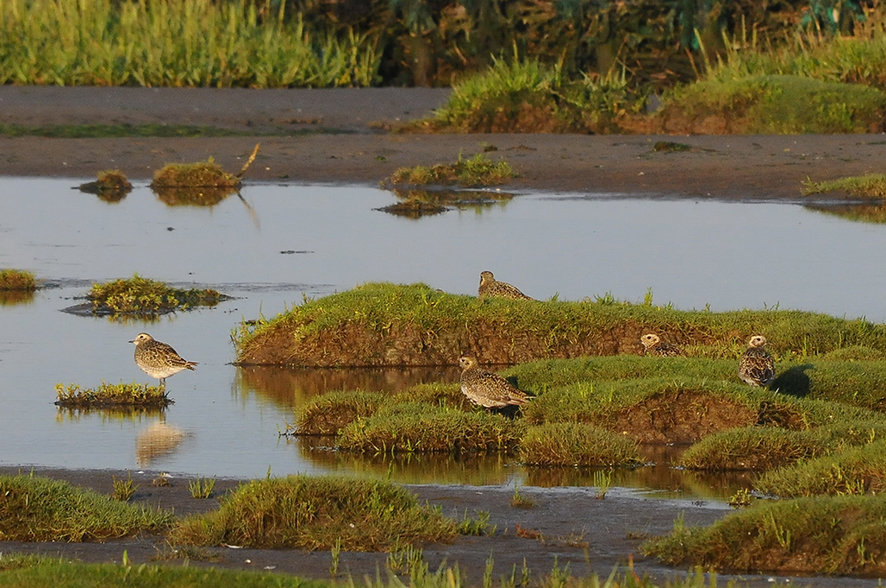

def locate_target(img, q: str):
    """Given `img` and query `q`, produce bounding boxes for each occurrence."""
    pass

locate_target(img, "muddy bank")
[1,86,885,199]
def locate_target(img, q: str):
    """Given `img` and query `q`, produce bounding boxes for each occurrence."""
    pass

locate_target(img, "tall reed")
[0,0,381,87]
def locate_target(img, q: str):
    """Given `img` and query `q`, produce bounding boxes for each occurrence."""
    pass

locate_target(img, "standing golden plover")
[640,333,683,357]
[477,271,533,300]
[458,355,530,409]
[130,333,197,387]
[738,335,775,387]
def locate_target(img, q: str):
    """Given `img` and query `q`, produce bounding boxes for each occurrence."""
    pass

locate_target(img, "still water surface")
[1,179,885,497]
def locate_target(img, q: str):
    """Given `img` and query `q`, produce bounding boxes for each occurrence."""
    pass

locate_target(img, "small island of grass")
[55,382,172,409]
[0,269,37,291]
[83,274,229,317]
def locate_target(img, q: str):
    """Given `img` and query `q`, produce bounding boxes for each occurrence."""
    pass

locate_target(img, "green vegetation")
[54,381,171,408]
[644,494,886,575]
[233,282,886,366]
[0,473,172,541]
[169,476,456,550]
[387,153,515,187]
[377,188,515,219]
[77,170,132,200]
[87,274,229,316]
[802,173,886,198]
[0,0,379,87]
[188,477,217,499]
[519,423,642,466]
[111,474,138,501]
[0,269,36,291]
[150,159,240,190]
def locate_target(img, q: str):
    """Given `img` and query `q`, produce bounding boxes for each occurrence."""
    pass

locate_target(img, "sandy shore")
[1,86,885,198]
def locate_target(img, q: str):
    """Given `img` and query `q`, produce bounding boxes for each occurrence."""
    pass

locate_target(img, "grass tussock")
[388,154,515,187]
[233,282,886,367]
[54,382,171,408]
[169,476,456,550]
[376,188,515,219]
[0,474,172,541]
[802,173,886,198]
[657,74,886,134]
[679,427,829,471]
[295,390,386,435]
[519,422,642,467]
[77,170,132,200]
[150,159,240,190]
[644,493,886,575]
[338,403,524,454]
[755,438,886,498]
[88,274,228,315]
[0,269,36,291]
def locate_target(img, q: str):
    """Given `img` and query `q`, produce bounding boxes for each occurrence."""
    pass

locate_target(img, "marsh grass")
[644,493,886,575]
[0,269,36,291]
[87,274,228,315]
[188,477,216,499]
[151,159,240,190]
[169,475,457,550]
[111,473,138,501]
[233,282,886,367]
[519,423,642,467]
[0,0,380,87]
[295,390,387,435]
[77,169,132,200]
[679,427,830,471]
[658,74,886,134]
[0,473,172,541]
[417,58,643,133]
[338,403,524,454]
[388,154,515,187]
[54,382,171,408]
[802,174,886,198]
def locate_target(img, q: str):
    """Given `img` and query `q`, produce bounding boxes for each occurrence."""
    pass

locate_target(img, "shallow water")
[2,179,886,497]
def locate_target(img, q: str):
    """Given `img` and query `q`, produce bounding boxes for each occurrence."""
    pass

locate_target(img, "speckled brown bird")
[477,271,533,300]
[640,333,683,357]
[738,335,775,387]
[458,355,530,408]
[130,332,197,387]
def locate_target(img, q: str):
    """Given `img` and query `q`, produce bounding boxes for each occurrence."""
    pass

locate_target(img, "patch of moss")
[643,493,886,575]
[54,382,171,409]
[520,422,642,467]
[387,153,515,187]
[0,269,36,291]
[87,274,229,316]
[169,475,456,550]
[0,474,173,541]
[659,74,886,134]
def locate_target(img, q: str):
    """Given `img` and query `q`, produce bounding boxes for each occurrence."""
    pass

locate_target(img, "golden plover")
[458,355,530,409]
[477,271,533,300]
[738,335,775,387]
[130,333,197,387]
[640,333,683,357]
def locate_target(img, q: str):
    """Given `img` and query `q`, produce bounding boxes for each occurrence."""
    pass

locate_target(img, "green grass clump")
[659,74,886,134]
[87,274,228,315]
[388,153,515,187]
[55,382,171,408]
[0,560,332,588]
[0,474,172,541]
[295,390,386,435]
[77,169,132,195]
[0,0,380,87]
[643,493,886,575]
[755,438,886,498]
[420,57,642,133]
[338,402,524,454]
[169,475,456,550]
[679,427,830,471]
[233,282,886,367]
[519,422,642,467]
[0,269,36,291]
[802,173,886,198]
[150,159,240,189]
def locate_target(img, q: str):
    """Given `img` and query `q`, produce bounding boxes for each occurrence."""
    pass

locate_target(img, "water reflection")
[0,290,35,306]
[376,189,514,219]
[805,201,886,224]
[136,421,188,465]
[236,365,461,410]
[153,186,238,207]
[55,406,167,422]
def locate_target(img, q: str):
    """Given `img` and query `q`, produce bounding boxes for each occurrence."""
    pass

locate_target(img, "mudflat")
[0,85,883,199]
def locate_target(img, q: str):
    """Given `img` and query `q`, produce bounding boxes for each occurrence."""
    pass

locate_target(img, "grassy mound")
[169,476,456,550]
[520,422,641,466]
[658,74,886,134]
[294,390,386,435]
[387,153,515,187]
[643,494,886,575]
[55,382,171,408]
[0,474,172,541]
[233,283,886,366]
[0,269,36,291]
[87,274,229,316]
